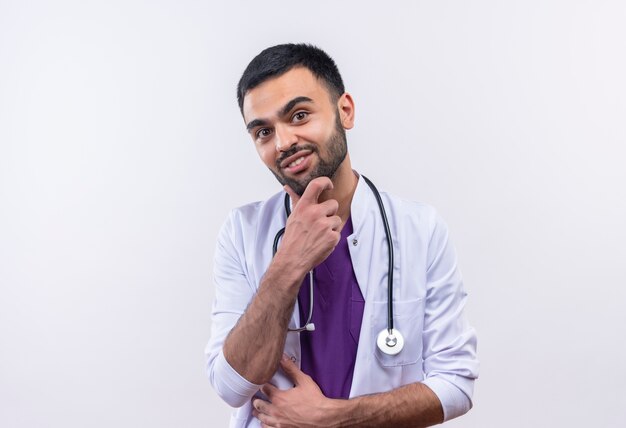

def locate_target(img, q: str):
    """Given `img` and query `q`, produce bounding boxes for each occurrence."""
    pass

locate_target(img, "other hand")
[252,355,335,428]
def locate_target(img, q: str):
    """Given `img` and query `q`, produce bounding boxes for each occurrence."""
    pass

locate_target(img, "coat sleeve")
[420,212,479,421]
[205,211,262,408]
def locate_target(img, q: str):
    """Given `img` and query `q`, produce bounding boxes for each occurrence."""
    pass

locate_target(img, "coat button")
[290,355,297,363]
[352,238,358,246]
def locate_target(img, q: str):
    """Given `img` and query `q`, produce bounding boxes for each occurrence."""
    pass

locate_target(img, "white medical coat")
[206,174,479,427]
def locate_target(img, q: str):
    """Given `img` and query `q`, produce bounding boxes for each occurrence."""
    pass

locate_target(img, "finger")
[318,198,339,216]
[280,354,307,386]
[252,398,263,413]
[252,398,270,415]
[253,409,278,428]
[329,215,342,232]
[284,184,300,208]
[261,383,279,399]
[299,176,333,205]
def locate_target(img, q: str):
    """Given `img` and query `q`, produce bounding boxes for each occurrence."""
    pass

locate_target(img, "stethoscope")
[272,176,404,356]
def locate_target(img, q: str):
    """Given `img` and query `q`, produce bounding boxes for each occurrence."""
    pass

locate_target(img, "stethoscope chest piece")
[376,328,404,355]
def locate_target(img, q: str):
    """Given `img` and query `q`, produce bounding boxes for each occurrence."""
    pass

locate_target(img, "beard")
[270,112,347,196]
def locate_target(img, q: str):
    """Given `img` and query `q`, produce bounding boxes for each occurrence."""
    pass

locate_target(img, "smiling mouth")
[288,156,306,168]
[279,148,314,170]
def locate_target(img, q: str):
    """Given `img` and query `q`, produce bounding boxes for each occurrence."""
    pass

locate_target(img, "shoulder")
[224,191,284,228]
[229,192,285,222]
[379,190,442,230]
[376,190,453,256]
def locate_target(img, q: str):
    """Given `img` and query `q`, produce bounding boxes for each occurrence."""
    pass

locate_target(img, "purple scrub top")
[297,216,365,399]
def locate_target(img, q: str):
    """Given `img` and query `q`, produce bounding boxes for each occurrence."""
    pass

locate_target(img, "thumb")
[300,176,333,205]
[284,184,300,209]
[280,354,307,386]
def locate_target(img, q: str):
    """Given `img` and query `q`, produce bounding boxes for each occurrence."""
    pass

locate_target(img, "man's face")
[242,67,350,196]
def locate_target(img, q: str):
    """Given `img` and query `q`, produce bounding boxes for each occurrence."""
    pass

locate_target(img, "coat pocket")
[371,298,425,367]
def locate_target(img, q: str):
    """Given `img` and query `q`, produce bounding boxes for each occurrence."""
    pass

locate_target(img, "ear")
[337,93,355,130]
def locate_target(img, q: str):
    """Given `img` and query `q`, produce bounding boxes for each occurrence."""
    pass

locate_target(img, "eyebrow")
[278,96,313,117]
[246,118,268,133]
[246,96,314,132]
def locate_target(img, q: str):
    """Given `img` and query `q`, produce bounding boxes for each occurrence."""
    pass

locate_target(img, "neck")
[318,156,357,225]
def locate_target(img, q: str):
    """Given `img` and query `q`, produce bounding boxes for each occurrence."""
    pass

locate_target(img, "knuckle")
[310,178,323,189]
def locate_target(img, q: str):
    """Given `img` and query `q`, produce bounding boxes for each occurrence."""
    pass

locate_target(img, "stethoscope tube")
[271,176,403,355]
[272,203,315,333]
[361,175,394,334]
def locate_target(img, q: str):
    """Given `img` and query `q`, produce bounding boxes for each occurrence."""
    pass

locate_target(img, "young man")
[206,44,478,428]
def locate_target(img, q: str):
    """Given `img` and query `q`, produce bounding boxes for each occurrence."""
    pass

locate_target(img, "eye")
[255,128,272,140]
[292,111,308,123]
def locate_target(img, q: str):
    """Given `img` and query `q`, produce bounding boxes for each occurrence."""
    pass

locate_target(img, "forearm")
[222,257,304,384]
[327,382,443,428]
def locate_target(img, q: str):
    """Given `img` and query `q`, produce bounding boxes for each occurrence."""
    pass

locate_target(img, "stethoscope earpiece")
[377,328,404,355]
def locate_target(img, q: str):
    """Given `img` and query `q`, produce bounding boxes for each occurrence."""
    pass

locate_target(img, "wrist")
[258,257,307,304]
[318,398,350,428]
[268,252,309,287]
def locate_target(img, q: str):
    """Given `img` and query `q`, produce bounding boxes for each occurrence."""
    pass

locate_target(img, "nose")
[274,124,297,153]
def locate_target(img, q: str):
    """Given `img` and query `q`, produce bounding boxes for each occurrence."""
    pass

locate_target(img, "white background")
[1,1,625,427]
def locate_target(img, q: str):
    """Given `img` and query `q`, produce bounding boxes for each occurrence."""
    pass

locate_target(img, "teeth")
[288,156,305,168]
